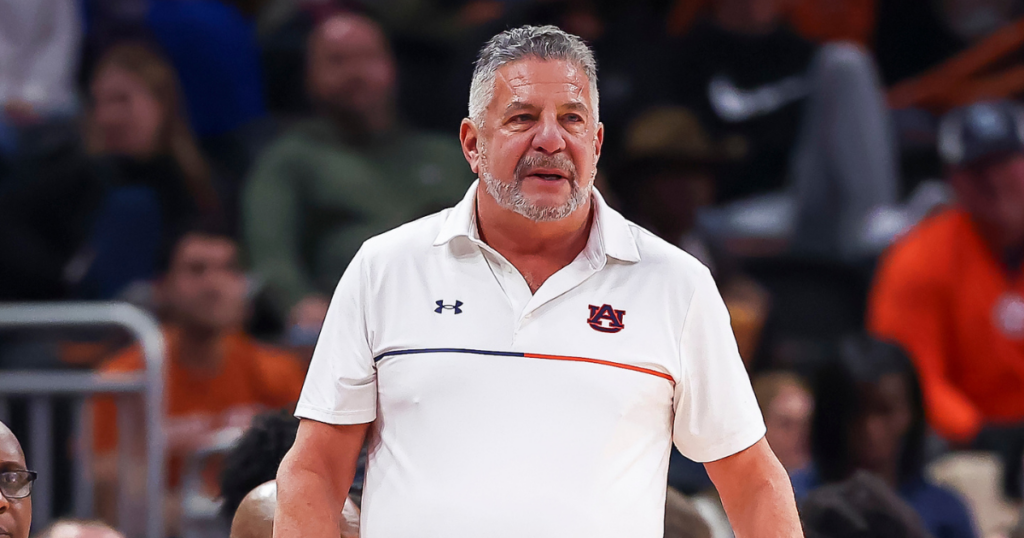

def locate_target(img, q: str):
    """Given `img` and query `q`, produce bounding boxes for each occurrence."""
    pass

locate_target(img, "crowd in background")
[1,0,1024,536]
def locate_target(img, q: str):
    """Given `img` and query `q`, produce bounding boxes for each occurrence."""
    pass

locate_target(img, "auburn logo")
[587,304,626,333]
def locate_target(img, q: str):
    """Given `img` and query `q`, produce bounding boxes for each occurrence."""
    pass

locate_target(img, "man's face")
[951,153,1024,248]
[307,15,396,124]
[463,58,604,222]
[763,383,813,472]
[0,423,31,538]
[160,234,246,333]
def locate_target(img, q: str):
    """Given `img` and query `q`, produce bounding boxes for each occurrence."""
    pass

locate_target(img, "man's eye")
[510,114,533,123]
[564,114,583,122]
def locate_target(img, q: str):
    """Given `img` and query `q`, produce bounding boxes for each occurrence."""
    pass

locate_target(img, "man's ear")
[594,122,605,165]
[460,118,482,175]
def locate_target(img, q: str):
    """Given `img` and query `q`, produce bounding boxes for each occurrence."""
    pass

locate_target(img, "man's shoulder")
[356,209,454,265]
[628,221,714,282]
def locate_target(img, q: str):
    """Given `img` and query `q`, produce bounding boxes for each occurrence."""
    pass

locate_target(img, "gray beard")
[479,150,592,223]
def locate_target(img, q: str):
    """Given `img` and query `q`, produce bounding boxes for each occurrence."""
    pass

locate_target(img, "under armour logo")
[587,304,625,333]
[435,300,463,314]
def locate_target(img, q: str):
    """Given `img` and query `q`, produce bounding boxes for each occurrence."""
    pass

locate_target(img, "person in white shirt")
[275,24,802,538]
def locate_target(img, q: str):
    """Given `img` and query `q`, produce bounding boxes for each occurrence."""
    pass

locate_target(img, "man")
[869,99,1024,499]
[243,12,473,332]
[92,221,307,529]
[0,420,33,538]
[275,25,802,537]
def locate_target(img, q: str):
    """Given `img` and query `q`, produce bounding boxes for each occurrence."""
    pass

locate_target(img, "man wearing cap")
[275,25,802,538]
[869,100,1024,499]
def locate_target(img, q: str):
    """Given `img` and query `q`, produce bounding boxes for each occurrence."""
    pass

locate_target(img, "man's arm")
[704,437,803,538]
[274,419,369,538]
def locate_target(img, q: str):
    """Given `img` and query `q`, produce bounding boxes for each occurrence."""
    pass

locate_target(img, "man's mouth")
[525,168,569,181]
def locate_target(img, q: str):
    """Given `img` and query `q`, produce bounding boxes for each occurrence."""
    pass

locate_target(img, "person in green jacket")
[244,12,473,333]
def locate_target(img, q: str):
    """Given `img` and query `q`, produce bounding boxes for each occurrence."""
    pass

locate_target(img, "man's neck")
[475,183,593,293]
[174,325,227,373]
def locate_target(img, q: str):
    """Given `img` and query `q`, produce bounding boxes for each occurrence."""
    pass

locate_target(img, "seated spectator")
[91,220,306,531]
[752,372,812,473]
[614,106,769,364]
[0,420,33,538]
[34,520,124,538]
[792,335,977,538]
[0,43,218,301]
[668,0,898,259]
[219,410,357,538]
[869,100,1024,500]
[243,12,473,333]
[801,471,933,538]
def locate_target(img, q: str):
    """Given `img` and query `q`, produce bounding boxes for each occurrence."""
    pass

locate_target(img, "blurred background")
[1,0,1024,537]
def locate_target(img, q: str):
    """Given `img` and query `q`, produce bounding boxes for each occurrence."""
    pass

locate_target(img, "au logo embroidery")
[435,300,463,314]
[587,304,626,333]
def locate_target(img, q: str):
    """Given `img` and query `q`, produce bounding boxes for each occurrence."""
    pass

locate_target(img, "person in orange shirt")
[91,219,307,531]
[868,100,1024,499]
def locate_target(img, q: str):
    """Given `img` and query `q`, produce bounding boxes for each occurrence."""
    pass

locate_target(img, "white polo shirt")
[296,181,765,537]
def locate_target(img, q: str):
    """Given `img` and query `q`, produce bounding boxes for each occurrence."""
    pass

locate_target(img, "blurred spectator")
[219,410,298,520]
[615,106,770,365]
[146,0,266,138]
[793,335,977,538]
[668,0,898,259]
[35,519,124,538]
[0,0,81,151]
[219,410,358,538]
[869,100,1024,500]
[752,372,812,473]
[0,420,32,538]
[90,220,306,530]
[801,471,934,538]
[243,12,473,331]
[664,487,712,538]
[0,43,217,301]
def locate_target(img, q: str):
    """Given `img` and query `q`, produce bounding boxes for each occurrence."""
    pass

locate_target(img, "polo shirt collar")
[434,180,641,265]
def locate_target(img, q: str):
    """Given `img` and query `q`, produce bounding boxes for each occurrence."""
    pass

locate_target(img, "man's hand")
[704,437,803,538]
[274,419,368,538]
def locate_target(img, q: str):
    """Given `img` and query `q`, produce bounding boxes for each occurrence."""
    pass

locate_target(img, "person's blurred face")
[849,374,913,476]
[0,423,31,538]
[463,58,604,222]
[91,66,163,157]
[950,153,1024,250]
[307,15,396,126]
[764,382,813,472]
[160,234,246,334]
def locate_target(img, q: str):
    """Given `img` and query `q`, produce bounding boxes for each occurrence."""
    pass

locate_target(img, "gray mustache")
[514,154,577,183]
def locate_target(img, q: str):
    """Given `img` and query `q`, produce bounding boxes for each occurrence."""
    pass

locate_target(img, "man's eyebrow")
[503,102,539,116]
[561,102,590,116]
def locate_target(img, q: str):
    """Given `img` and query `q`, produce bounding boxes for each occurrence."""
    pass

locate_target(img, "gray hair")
[468,25,599,126]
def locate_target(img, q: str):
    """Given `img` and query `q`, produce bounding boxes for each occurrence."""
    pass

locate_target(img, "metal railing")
[0,302,165,538]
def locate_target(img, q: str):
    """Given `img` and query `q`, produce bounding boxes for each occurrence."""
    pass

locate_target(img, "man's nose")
[531,113,567,155]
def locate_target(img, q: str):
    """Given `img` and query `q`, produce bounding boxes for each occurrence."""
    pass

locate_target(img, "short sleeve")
[295,247,377,424]
[672,267,766,462]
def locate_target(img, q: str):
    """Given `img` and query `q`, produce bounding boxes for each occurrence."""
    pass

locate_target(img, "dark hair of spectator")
[812,335,927,485]
[801,471,933,538]
[218,409,300,520]
[87,43,218,213]
[155,216,236,276]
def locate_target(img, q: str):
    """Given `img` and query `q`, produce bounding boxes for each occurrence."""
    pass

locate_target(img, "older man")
[0,420,33,538]
[275,25,801,537]
[244,12,473,332]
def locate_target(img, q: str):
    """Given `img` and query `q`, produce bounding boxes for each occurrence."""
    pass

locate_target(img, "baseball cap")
[938,100,1024,168]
